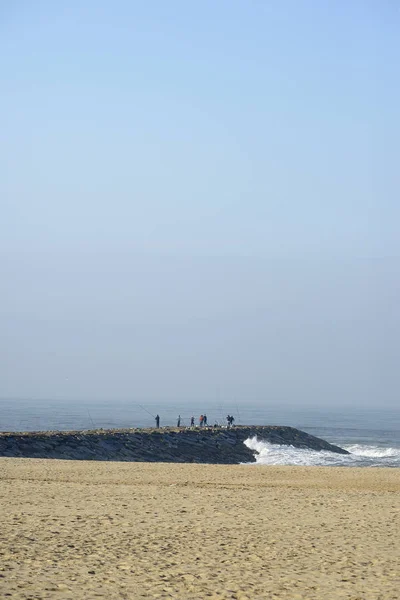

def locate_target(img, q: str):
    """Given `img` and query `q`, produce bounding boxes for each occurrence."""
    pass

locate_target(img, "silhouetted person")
[226,414,231,427]
[190,416,195,427]
[199,414,204,427]
[155,414,160,428]
[203,414,207,426]
[177,415,181,427]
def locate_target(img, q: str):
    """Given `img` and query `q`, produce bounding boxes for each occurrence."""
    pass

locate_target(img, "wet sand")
[0,458,399,599]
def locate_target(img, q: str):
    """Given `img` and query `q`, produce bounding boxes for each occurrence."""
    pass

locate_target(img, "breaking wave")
[244,437,400,467]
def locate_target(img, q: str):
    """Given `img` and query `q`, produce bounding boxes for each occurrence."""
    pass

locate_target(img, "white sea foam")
[343,444,400,459]
[244,437,400,467]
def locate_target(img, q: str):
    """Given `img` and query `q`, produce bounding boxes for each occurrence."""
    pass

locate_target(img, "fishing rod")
[137,404,156,419]
[235,400,241,424]
[217,386,225,426]
[87,409,96,429]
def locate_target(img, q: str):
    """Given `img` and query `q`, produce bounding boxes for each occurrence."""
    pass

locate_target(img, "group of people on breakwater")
[154,414,236,429]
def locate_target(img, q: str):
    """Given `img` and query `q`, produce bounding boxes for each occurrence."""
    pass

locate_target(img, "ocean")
[0,399,399,468]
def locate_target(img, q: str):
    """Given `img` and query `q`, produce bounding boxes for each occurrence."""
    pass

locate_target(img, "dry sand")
[0,458,399,599]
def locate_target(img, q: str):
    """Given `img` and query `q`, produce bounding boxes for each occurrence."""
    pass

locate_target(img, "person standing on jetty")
[190,416,195,427]
[199,415,204,427]
[177,415,181,427]
[203,414,208,426]
[155,414,160,428]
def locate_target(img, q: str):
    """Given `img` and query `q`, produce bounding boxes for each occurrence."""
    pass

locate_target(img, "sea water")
[0,399,399,468]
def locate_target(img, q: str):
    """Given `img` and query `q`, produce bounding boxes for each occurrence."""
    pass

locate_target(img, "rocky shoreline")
[0,425,349,464]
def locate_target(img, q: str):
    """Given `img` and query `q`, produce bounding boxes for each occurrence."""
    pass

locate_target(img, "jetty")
[0,425,349,463]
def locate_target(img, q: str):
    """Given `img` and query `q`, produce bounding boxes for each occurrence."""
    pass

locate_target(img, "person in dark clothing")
[155,414,160,428]
[190,416,195,427]
[230,415,235,427]
[177,415,181,427]
[226,414,231,427]
[203,414,207,426]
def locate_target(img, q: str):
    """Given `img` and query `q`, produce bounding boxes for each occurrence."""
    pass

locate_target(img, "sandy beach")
[0,458,399,599]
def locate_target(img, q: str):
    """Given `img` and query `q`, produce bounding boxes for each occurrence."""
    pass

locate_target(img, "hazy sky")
[1,1,399,407]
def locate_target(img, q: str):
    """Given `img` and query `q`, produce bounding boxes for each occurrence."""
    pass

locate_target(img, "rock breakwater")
[0,426,349,463]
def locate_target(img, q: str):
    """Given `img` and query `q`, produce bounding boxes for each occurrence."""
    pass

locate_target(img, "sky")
[1,1,399,407]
